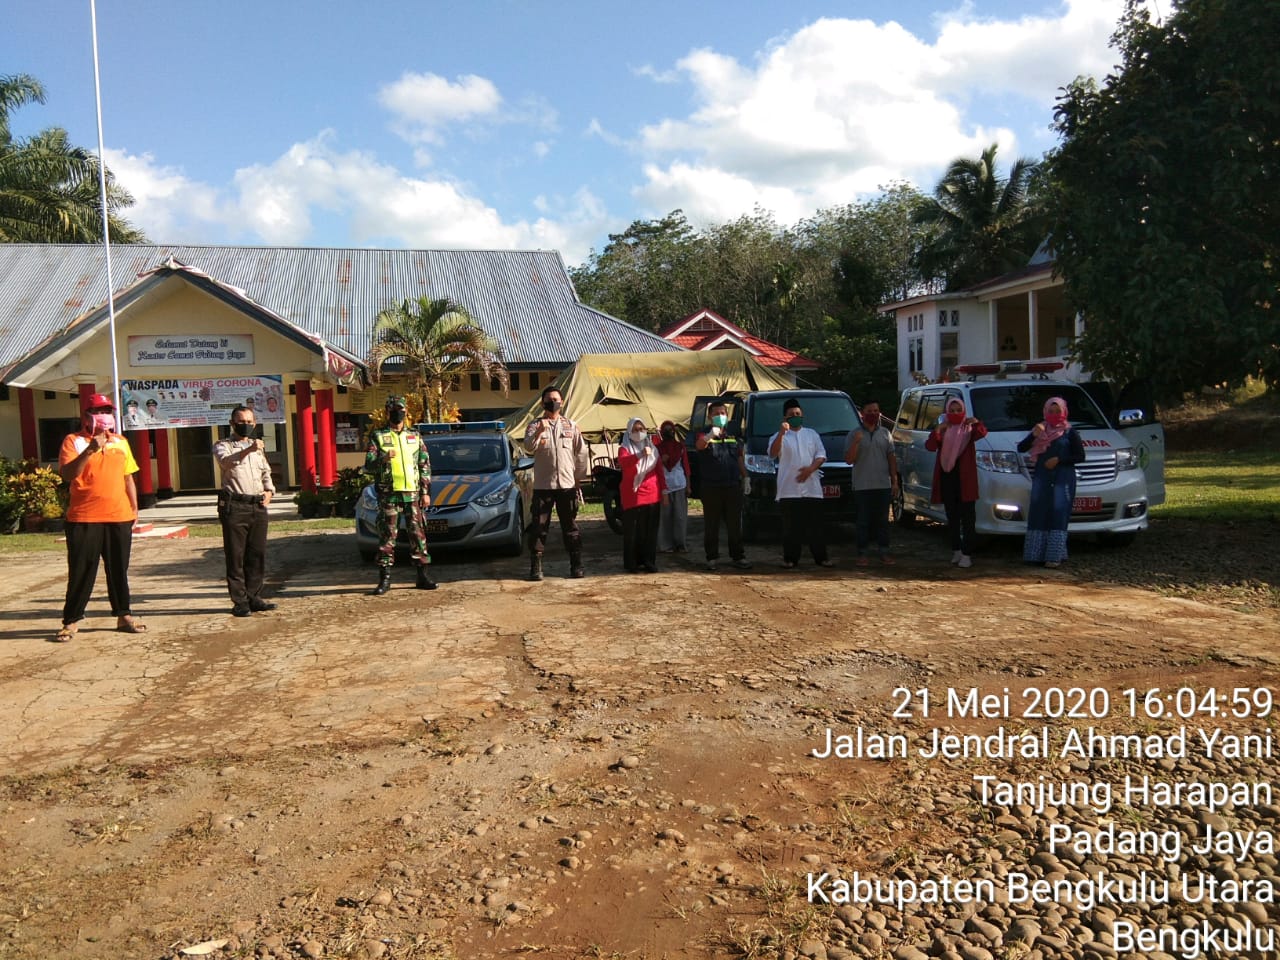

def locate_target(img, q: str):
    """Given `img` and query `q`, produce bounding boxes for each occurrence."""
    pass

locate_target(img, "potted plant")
[332,467,368,518]
[6,462,63,533]
[292,488,323,519]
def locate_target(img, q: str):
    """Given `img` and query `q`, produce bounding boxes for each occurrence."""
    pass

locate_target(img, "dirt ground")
[1,506,1277,960]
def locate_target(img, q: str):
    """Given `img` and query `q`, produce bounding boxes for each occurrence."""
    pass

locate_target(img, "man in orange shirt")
[55,393,145,642]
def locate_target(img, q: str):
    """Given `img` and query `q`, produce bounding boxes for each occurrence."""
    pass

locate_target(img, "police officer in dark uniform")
[695,399,752,571]
[365,395,436,594]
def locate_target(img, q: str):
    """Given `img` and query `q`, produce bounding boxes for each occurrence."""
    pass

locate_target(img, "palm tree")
[0,73,144,243]
[914,144,1042,291]
[368,296,509,422]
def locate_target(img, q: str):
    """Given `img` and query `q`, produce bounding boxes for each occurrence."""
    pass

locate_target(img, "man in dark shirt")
[695,400,752,572]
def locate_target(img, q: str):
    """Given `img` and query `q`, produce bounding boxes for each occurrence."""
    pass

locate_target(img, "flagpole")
[89,0,122,416]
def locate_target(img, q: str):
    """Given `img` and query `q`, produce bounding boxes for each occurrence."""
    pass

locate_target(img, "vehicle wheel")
[602,490,623,534]
[891,486,916,526]
[500,500,525,556]
[1096,530,1136,548]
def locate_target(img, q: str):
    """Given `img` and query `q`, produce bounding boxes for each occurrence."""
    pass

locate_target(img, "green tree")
[0,73,144,243]
[367,296,508,422]
[914,144,1042,291]
[569,210,708,331]
[1044,0,1279,400]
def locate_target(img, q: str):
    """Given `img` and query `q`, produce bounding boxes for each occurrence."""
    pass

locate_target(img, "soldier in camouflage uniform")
[365,395,437,594]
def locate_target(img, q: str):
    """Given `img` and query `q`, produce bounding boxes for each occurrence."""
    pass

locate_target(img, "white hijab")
[621,417,658,490]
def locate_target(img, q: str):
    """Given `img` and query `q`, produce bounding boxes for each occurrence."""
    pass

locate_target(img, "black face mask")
[388,408,407,425]
[543,399,562,413]
[232,422,253,438]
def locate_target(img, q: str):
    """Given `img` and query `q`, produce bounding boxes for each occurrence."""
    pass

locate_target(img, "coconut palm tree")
[913,144,1042,291]
[0,73,144,243]
[368,296,509,422]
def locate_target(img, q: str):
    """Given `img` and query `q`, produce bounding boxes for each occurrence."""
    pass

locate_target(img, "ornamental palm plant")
[0,74,144,243]
[367,296,509,422]
[913,143,1042,291]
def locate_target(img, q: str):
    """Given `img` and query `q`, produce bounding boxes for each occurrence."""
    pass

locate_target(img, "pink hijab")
[1025,396,1069,466]
[939,398,972,472]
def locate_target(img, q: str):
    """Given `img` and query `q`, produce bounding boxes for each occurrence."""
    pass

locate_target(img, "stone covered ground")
[0,411,1277,959]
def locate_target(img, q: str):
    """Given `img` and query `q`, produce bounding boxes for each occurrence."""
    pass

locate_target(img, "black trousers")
[854,488,892,555]
[219,498,269,606]
[621,502,659,571]
[939,469,977,554]
[530,488,581,557]
[701,484,744,561]
[62,520,133,625]
[780,497,828,564]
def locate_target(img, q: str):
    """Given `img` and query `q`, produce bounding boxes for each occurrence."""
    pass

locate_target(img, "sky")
[3,0,1128,268]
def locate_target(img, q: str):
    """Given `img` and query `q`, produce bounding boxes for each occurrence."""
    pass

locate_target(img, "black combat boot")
[415,565,438,590]
[372,567,392,595]
[528,555,544,582]
[568,551,585,579]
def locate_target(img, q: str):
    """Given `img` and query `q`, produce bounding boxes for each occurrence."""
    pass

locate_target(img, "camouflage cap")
[384,394,408,410]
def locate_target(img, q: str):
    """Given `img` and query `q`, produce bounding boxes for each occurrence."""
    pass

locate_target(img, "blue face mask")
[711,414,728,428]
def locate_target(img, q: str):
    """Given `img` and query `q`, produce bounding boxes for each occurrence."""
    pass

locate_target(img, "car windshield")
[422,437,507,474]
[747,396,858,437]
[969,384,1111,432]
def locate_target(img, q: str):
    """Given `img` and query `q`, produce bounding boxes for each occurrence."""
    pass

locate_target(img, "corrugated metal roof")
[0,244,681,375]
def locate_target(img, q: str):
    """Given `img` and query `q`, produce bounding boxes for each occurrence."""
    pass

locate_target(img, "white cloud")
[378,72,503,144]
[632,2,1122,225]
[108,132,609,263]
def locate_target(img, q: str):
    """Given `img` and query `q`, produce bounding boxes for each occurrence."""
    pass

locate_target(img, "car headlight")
[1115,447,1139,470]
[475,484,512,507]
[744,454,777,475]
[977,450,1023,474]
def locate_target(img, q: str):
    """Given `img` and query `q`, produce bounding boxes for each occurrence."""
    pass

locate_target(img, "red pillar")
[296,380,316,492]
[155,430,174,498]
[129,430,156,507]
[316,388,336,488]
[18,388,38,460]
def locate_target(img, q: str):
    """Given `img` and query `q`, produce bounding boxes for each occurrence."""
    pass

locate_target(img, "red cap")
[84,393,115,411]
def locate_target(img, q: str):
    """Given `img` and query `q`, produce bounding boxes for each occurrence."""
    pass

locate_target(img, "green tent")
[506,348,795,443]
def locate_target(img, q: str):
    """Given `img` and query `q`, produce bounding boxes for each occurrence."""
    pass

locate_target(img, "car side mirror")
[1118,409,1145,425]
[514,456,535,471]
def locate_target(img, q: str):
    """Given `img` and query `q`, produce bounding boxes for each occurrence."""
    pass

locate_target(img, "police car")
[355,421,534,560]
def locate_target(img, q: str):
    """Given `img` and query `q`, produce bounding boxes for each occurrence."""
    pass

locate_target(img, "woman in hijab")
[1017,396,1086,567]
[925,396,987,567]
[617,417,663,573]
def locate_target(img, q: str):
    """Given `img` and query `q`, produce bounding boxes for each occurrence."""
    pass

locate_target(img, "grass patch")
[1157,450,1280,524]
[0,531,66,554]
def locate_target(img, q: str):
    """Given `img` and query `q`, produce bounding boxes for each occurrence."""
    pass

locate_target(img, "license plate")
[822,484,841,499]
[425,519,450,534]
[1073,496,1102,512]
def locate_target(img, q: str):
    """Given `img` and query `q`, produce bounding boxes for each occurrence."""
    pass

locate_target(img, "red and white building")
[657,309,818,386]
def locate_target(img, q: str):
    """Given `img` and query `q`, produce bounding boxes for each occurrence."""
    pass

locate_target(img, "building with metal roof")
[0,244,682,496]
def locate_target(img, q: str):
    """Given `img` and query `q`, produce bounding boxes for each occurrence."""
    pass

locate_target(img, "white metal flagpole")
[89,0,122,416]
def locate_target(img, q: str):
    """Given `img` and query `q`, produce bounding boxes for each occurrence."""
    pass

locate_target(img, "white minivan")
[891,364,1165,545]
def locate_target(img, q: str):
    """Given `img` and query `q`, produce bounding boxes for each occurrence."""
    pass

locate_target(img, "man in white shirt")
[768,397,834,569]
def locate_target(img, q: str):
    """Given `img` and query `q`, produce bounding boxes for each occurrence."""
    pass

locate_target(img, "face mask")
[661,429,674,440]
[1046,412,1066,427]
[543,399,562,413]
[630,430,647,444]
[711,414,728,428]
[787,416,804,430]
[862,414,879,430]
[232,421,253,438]
[946,411,965,425]
[388,408,407,426]
[91,413,115,433]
